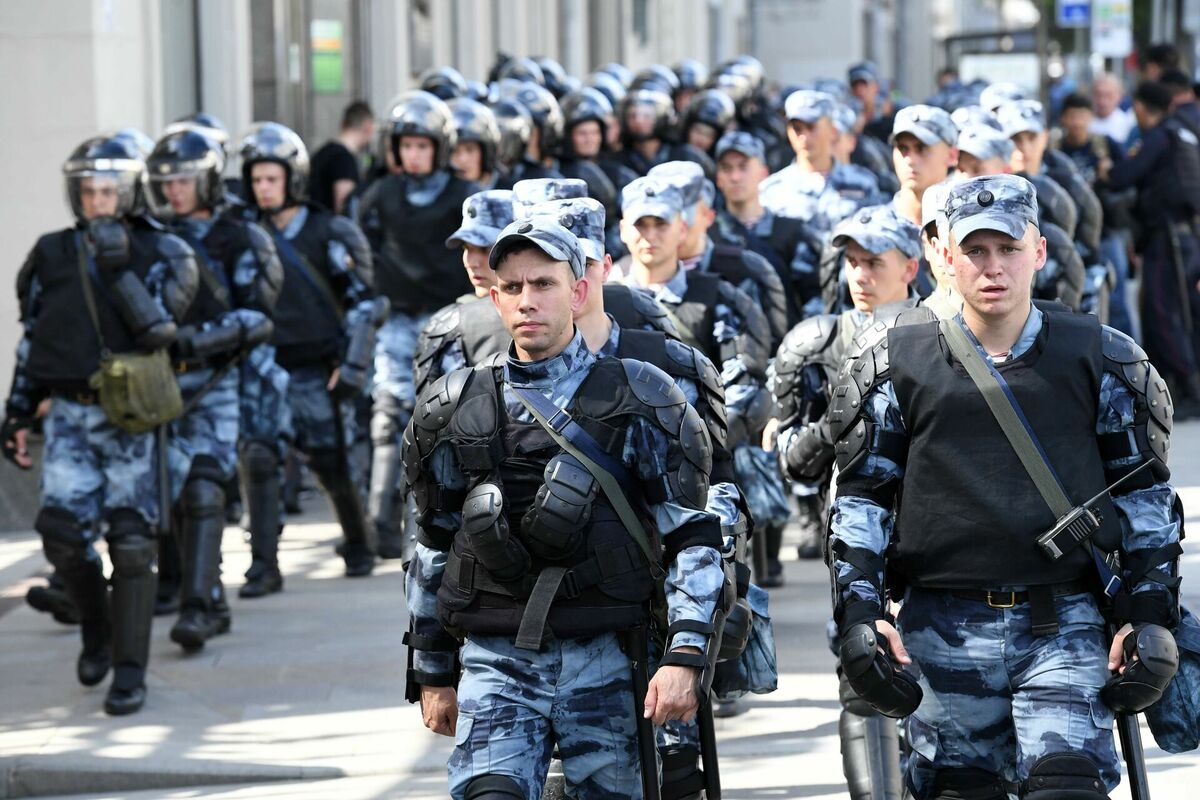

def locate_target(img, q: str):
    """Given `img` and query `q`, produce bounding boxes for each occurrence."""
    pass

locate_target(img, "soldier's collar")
[504,328,594,388]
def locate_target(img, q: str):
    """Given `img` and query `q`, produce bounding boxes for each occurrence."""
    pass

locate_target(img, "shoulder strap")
[266,223,345,323]
[75,231,108,355]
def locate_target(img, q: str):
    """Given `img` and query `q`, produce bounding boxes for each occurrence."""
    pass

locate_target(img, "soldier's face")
[400,136,436,175]
[491,248,588,360]
[1009,131,1047,174]
[571,121,603,158]
[844,240,917,312]
[922,230,947,285]
[462,243,496,295]
[621,214,685,270]
[788,118,835,164]
[893,134,956,193]
[956,152,1011,179]
[717,152,768,204]
[250,163,287,211]
[686,122,719,154]
[851,79,876,106]
[161,175,200,216]
[626,104,658,139]
[451,141,483,181]
[79,176,120,219]
[947,226,1046,320]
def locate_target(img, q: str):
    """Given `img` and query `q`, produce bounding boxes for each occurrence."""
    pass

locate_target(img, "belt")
[949,579,1093,609]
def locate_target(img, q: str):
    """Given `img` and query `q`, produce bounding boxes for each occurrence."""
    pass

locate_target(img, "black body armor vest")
[436,360,656,638]
[269,206,344,369]
[669,271,721,364]
[26,227,157,390]
[888,311,1121,589]
[179,216,245,326]
[371,174,476,313]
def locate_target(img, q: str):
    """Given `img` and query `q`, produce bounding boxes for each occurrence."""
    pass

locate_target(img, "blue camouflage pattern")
[760,162,882,235]
[239,343,292,452]
[784,89,838,123]
[374,310,431,419]
[41,399,158,524]
[287,364,359,457]
[997,99,1046,137]
[945,174,1040,244]
[890,104,958,147]
[832,203,922,258]
[167,366,240,500]
[956,124,1015,163]
[511,177,588,218]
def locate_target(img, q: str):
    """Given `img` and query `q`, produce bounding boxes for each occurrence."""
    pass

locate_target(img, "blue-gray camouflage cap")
[446,189,515,249]
[921,178,956,231]
[621,176,684,223]
[785,90,838,123]
[489,217,587,279]
[848,61,880,85]
[979,82,1028,111]
[956,124,1015,163]
[944,174,1040,244]
[832,103,858,135]
[511,177,588,218]
[529,197,606,262]
[890,104,958,147]
[648,160,714,210]
[715,131,765,163]
[831,204,921,259]
[997,99,1046,138]
[950,104,1002,132]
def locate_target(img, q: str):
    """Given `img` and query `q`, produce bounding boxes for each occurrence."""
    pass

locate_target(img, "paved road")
[1,424,1199,799]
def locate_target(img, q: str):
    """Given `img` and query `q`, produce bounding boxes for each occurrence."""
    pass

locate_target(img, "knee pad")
[930,767,1009,800]
[1021,753,1109,799]
[106,510,156,578]
[36,507,88,568]
[183,477,225,518]
[242,441,278,481]
[186,454,228,487]
[660,745,705,800]
[463,774,525,800]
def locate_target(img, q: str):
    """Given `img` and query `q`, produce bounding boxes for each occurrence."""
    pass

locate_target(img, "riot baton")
[1109,623,1152,800]
[156,424,171,536]
[696,691,722,800]
[1166,221,1193,333]
[625,626,662,800]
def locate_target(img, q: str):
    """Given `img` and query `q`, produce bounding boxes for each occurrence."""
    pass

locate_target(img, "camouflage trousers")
[286,365,367,494]
[449,633,643,800]
[372,311,430,417]
[898,587,1120,797]
[239,344,292,455]
[167,367,240,500]
[41,398,158,525]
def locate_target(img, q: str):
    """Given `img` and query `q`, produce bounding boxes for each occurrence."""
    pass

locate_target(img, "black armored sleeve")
[413,303,466,399]
[663,337,733,484]
[326,214,377,301]
[1038,221,1086,311]
[772,314,841,483]
[715,280,771,382]
[1099,327,1173,486]
[154,232,200,322]
[237,221,285,315]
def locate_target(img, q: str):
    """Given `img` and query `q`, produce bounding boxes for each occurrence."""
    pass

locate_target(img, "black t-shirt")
[309,141,360,212]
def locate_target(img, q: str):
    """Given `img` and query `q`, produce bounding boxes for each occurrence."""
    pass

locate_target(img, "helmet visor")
[63,160,143,221]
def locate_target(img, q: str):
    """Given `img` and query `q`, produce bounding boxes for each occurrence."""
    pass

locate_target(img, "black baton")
[1109,622,1152,800]
[625,627,662,800]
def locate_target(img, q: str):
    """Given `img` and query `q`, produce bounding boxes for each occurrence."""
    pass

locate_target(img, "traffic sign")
[1057,0,1091,28]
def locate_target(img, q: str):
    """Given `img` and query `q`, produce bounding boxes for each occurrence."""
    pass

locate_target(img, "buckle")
[560,571,580,600]
[547,408,571,433]
[986,591,1016,609]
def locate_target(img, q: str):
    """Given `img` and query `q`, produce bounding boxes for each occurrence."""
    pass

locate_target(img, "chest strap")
[447,540,644,602]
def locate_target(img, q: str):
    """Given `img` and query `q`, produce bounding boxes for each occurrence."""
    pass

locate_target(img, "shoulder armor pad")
[412,368,472,442]
[621,358,688,409]
[826,337,891,473]
[423,303,462,340]
[1101,325,1148,366]
[156,232,194,260]
[155,232,199,318]
[776,314,839,366]
[327,214,374,275]
[1101,325,1173,466]
[721,281,772,373]
[628,286,679,338]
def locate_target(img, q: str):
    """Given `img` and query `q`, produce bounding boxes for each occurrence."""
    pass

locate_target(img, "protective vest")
[667,271,721,364]
[270,206,344,369]
[436,359,657,638]
[179,216,243,326]
[888,310,1121,589]
[26,227,157,390]
[370,174,475,313]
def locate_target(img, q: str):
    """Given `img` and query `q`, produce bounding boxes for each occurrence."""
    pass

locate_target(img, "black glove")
[1101,624,1178,713]
[839,622,923,718]
[1,415,33,469]
[87,217,132,273]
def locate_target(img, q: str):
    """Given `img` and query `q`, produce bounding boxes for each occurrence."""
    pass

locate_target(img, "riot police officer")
[492,80,567,189]
[679,88,736,159]
[615,87,714,177]
[145,127,282,647]
[448,98,502,188]
[3,134,199,714]
[241,122,385,579]
[828,175,1183,798]
[404,216,726,799]
[357,91,478,558]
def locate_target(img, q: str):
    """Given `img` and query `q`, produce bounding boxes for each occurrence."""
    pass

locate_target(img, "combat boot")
[154,523,181,615]
[795,494,824,560]
[170,478,226,652]
[240,442,284,598]
[104,513,156,716]
[313,451,377,578]
[26,570,81,625]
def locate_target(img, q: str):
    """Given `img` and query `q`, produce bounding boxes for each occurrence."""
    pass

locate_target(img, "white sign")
[1092,0,1133,58]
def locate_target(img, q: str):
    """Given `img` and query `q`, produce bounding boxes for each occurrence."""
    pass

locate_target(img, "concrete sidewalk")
[3,446,1200,797]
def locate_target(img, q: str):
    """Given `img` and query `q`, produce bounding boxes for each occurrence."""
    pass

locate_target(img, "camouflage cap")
[784,90,838,123]
[997,100,1046,138]
[831,203,921,259]
[489,216,587,279]
[446,189,515,249]
[950,105,1002,132]
[621,176,684,223]
[956,124,1015,163]
[528,197,606,262]
[921,178,956,231]
[890,104,958,147]
[944,174,1040,244]
[832,103,858,135]
[648,160,715,213]
[848,61,880,85]
[511,177,588,218]
[715,131,766,163]
[979,82,1028,112]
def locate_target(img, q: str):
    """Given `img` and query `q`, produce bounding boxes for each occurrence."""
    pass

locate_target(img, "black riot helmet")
[560,87,614,156]
[419,66,470,101]
[145,129,226,218]
[238,121,309,211]
[387,90,457,172]
[673,59,709,93]
[620,87,676,145]
[491,97,534,169]
[62,134,147,223]
[597,62,633,88]
[112,128,156,160]
[448,97,501,174]
[707,71,753,107]
[631,64,681,96]
[464,80,494,103]
[165,112,231,152]
[497,56,546,86]
[586,71,627,110]
[497,79,563,158]
[682,89,736,137]
[535,57,570,99]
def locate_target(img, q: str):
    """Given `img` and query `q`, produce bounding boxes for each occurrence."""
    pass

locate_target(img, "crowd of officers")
[1,50,1192,800]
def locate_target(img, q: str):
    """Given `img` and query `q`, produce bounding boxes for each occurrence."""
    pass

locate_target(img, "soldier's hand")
[645,649,702,725]
[326,367,342,393]
[2,419,33,470]
[1108,622,1135,674]
[419,685,458,736]
[874,619,912,666]
[761,417,780,450]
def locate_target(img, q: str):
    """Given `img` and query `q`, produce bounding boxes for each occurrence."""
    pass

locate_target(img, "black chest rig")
[436,360,656,641]
[668,271,722,365]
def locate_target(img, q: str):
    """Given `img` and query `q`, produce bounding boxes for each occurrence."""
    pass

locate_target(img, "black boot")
[223,469,244,525]
[170,477,226,653]
[210,580,231,636]
[26,569,81,625]
[154,519,182,616]
[313,452,376,578]
[36,510,111,686]
[795,494,824,560]
[104,513,156,716]
[839,707,904,800]
[369,441,406,559]
[282,452,303,514]
[240,442,284,599]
